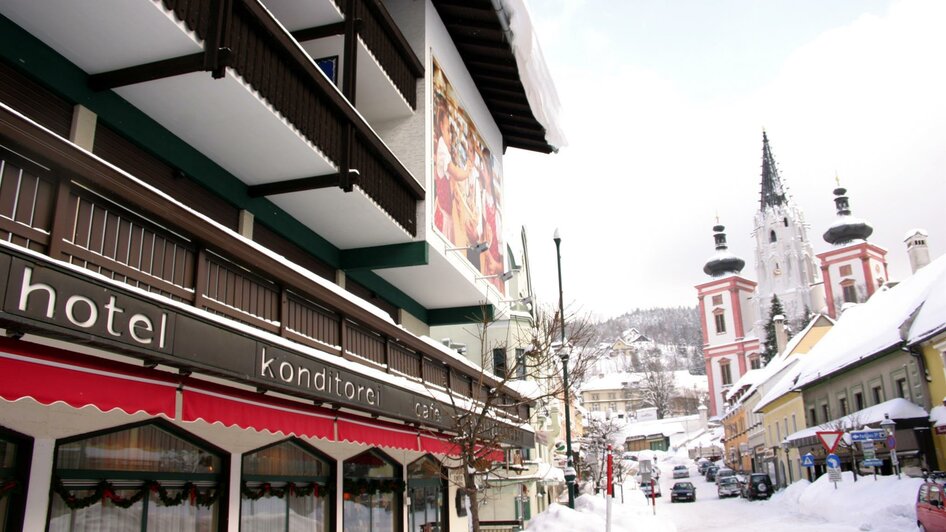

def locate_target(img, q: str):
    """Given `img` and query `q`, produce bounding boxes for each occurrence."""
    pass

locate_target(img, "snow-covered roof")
[502,0,566,150]
[785,398,928,443]
[792,254,946,389]
[753,315,835,412]
[931,405,946,428]
[907,259,946,345]
[504,378,544,400]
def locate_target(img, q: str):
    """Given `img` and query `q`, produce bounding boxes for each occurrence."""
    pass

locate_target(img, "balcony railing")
[163,0,423,235]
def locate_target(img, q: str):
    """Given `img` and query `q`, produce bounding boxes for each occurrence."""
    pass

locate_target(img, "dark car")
[705,466,719,482]
[917,475,946,531]
[671,482,696,502]
[697,460,712,475]
[742,473,773,500]
[717,476,741,498]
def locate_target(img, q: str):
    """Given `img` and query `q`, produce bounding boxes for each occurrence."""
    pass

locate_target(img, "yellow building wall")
[760,392,808,485]
[921,339,946,470]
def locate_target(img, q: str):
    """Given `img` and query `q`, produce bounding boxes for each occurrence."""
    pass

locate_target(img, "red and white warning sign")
[816,431,844,453]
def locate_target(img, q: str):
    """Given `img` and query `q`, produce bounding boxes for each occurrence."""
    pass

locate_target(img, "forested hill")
[595,307,702,350]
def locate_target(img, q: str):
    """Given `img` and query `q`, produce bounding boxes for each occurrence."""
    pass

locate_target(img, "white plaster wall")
[704,288,736,346]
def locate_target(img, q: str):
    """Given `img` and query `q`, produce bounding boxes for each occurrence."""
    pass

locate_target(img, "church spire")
[760,130,787,208]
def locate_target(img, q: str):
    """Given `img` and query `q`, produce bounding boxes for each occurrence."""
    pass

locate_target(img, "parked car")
[742,473,774,500]
[670,482,696,502]
[673,465,690,479]
[714,467,736,487]
[917,475,946,531]
[641,480,662,498]
[705,466,719,481]
[717,476,741,498]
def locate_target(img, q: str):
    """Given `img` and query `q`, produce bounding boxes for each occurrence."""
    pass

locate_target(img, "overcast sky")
[504,0,946,319]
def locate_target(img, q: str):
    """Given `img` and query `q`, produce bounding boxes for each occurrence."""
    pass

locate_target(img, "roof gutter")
[489,0,515,44]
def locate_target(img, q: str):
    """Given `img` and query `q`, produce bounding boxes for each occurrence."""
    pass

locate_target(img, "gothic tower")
[752,132,817,335]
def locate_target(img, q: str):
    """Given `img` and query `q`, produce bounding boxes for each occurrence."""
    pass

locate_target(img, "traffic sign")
[826,453,841,469]
[890,449,899,466]
[801,453,815,468]
[851,429,886,442]
[886,435,896,449]
[817,431,844,453]
[863,459,883,467]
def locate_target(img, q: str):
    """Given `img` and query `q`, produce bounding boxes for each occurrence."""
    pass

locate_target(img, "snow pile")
[526,493,675,532]
[772,471,922,531]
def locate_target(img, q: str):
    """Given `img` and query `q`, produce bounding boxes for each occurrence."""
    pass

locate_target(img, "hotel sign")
[0,249,532,447]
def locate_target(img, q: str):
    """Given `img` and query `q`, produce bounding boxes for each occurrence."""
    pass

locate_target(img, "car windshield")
[720,477,737,485]
[674,483,693,489]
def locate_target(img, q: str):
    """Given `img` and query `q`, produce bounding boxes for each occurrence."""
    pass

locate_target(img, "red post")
[607,444,614,496]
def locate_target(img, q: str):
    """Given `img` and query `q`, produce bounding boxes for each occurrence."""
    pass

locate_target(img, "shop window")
[241,439,334,532]
[343,449,403,532]
[48,421,223,532]
[0,427,32,532]
[407,455,447,532]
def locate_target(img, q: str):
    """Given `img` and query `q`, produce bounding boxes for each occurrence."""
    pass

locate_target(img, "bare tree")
[427,304,603,531]
[580,417,625,493]
[639,347,677,419]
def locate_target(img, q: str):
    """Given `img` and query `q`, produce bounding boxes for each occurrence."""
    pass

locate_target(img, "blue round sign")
[826,453,841,469]
[887,435,896,449]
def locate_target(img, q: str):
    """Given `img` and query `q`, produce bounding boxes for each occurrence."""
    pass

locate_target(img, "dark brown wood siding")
[0,61,73,139]
[345,277,398,322]
[92,124,240,232]
[252,222,335,282]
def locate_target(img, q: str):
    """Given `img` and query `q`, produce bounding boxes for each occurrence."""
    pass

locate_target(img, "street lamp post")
[554,229,576,508]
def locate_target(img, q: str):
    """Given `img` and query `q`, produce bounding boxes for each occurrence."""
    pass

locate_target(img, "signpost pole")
[651,478,656,515]
[606,445,613,532]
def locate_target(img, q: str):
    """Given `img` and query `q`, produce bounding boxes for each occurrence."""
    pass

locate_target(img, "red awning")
[419,434,461,457]
[0,338,177,417]
[337,417,419,451]
[181,384,335,441]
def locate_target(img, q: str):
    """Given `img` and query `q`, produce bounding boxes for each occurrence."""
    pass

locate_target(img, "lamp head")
[500,270,514,282]
[553,227,561,245]
[471,242,489,254]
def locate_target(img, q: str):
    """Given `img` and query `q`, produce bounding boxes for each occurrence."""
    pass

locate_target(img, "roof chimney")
[773,314,788,356]
[905,229,931,274]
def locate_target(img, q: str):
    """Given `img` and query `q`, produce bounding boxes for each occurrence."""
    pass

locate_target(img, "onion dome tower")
[815,180,888,318]
[697,220,758,417]
[704,224,745,276]
[823,184,873,245]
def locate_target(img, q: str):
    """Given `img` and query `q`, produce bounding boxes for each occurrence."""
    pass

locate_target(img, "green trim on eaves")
[0,14,431,319]
[428,305,494,326]
[346,270,427,321]
[340,241,428,270]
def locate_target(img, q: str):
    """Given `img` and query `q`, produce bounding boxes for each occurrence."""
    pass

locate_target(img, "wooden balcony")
[0,102,526,424]
[1,0,423,244]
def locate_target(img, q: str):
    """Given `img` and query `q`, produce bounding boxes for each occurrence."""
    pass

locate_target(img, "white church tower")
[751,132,818,334]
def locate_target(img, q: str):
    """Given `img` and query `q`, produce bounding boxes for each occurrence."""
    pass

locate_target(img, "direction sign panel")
[817,431,844,453]
[826,453,841,469]
[801,453,815,468]
[863,459,883,467]
[851,430,887,442]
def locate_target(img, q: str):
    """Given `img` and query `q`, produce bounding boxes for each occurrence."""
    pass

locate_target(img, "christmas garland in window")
[52,477,220,510]
[0,480,20,501]
[241,481,328,500]
[342,478,405,495]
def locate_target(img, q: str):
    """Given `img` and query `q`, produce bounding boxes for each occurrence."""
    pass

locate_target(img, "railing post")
[46,178,73,260]
[338,313,347,356]
[279,287,289,336]
[193,247,209,308]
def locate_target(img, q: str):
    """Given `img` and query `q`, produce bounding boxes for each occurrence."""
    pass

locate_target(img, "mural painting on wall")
[432,58,505,294]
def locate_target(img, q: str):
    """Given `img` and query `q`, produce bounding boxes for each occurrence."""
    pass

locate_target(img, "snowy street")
[527,450,923,532]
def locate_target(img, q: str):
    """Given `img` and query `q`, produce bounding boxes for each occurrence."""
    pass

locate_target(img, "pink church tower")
[696,223,761,417]
[817,183,888,318]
